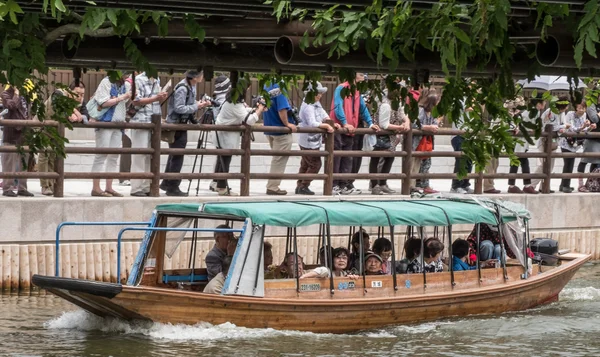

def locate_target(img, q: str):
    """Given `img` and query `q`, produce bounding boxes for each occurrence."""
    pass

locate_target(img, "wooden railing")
[1,118,600,197]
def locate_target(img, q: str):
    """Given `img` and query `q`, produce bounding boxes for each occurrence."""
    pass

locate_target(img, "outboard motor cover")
[530,238,559,266]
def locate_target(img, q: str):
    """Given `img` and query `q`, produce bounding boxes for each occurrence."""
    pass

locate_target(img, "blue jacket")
[452,256,476,271]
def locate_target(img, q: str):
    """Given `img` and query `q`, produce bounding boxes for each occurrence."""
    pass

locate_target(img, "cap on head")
[304,81,328,95]
[214,75,232,95]
[364,252,383,263]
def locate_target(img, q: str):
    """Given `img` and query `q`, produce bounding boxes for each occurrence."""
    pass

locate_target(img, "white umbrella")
[517,75,587,91]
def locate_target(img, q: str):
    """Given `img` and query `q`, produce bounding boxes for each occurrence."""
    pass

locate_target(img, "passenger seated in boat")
[364,252,385,275]
[466,224,511,263]
[372,237,393,275]
[452,239,476,271]
[407,238,445,273]
[203,256,232,295]
[300,247,359,279]
[395,237,421,274]
[318,245,332,266]
[349,230,371,271]
[205,224,238,281]
[276,253,305,279]
[264,241,277,279]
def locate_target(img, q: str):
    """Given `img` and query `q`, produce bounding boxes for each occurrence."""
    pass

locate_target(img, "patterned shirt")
[373,97,406,152]
[132,72,161,123]
[412,107,439,150]
[407,256,444,273]
[559,111,588,152]
[94,77,131,123]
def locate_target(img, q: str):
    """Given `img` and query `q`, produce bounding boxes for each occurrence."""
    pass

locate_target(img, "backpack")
[585,168,600,192]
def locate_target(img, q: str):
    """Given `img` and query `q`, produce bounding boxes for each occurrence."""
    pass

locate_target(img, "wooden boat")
[33,198,590,333]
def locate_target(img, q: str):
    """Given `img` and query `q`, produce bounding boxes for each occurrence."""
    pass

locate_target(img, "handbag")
[415,135,433,152]
[85,97,108,120]
[362,134,376,151]
[373,134,392,150]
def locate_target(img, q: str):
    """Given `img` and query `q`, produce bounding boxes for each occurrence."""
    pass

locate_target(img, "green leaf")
[107,9,118,26]
[585,35,597,58]
[54,0,66,13]
[574,39,585,67]
[451,27,471,45]
[158,17,169,37]
[343,22,359,37]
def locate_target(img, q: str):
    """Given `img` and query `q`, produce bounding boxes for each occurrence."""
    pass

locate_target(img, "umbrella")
[517,76,587,91]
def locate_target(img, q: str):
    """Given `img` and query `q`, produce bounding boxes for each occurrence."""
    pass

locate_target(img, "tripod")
[186,107,218,196]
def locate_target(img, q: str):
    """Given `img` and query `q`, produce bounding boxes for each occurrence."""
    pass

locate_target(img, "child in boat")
[451,239,477,271]
[395,237,421,274]
[300,247,359,279]
[364,252,385,275]
[407,238,444,273]
[203,256,232,294]
[372,237,393,275]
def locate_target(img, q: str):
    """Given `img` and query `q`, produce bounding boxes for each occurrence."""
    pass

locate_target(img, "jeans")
[297,146,322,188]
[214,155,232,189]
[161,130,187,191]
[369,153,395,187]
[333,134,354,188]
[416,157,432,188]
[1,144,27,192]
[451,136,472,189]
[479,240,502,261]
[349,134,364,187]
[508,157,531,186]
[119,131,132,183]
[561,147,575,188]
[130,128,151,194]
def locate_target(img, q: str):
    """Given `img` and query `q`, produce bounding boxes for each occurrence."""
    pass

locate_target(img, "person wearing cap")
[296,81,339,195]
[263,83,297,195]
[160,70,211,196]
[330,72,379,195]
[129,72,168,197]
[89,72,132,197]
[207,75,232,193]
[525,95,569,193]
[212,78,265,196]
[364,252,385,275]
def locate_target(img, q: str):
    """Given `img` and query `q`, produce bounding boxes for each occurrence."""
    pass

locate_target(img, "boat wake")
[560,286,600,301]
[45,310,336,340]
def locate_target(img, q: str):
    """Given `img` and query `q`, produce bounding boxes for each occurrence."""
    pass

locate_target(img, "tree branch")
[44,24,116,46]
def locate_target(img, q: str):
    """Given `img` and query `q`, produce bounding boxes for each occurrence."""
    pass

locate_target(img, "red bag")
[415,135,433,152]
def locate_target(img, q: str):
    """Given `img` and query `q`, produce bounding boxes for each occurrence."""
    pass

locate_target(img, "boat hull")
[33,254,590,333]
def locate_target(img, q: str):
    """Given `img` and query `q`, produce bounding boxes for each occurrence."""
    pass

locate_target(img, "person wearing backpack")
[159,70,211,196]
[129,72,168,197]
[89,73,131,197]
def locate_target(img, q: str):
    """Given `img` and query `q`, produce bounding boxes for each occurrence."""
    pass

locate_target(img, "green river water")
[1,263,600,357]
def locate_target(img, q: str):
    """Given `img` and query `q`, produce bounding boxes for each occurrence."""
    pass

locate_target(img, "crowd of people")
[1,70,600,197]
[201,225,516,295]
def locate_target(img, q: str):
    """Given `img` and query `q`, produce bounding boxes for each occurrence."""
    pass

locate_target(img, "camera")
[251,95,266,108]
[201,94,221,108]
[287,106,299,125]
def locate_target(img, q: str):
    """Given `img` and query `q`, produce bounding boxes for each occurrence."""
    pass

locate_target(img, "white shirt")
[298,101,329,149]
[214,101,259,149]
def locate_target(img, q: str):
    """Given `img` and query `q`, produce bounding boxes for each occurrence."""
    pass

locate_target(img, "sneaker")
[464,187,475,194]
[131,191,149,197]
[209,181,217,192]
[371,185,383,195]
[332,186,342,195]
[17,190,34,197]
[341,186,362,195]
[266,189,287,195]
[120,180,131,186]
[217,188,238,196]
[165,188,189,197]
[450,187,467,194]
[423,187,439,194]
[559,186,574,193]
[42,187,54,196]
[523,186,540,194]
[297,187,315,195]
[2,190,17,197]
[507,186,523,194]
[379,185,396,194]
[483,189,501,194]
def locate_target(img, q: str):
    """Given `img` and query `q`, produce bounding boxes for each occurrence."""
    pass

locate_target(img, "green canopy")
[155,198,529,227]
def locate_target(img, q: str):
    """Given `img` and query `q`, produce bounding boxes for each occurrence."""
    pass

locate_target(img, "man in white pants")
[129,72,168,197]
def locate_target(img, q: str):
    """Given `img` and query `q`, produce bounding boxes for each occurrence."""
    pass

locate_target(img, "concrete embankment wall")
[0,194,598,291]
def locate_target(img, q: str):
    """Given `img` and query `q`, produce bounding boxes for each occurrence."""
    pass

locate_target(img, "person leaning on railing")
[160,70,211,197]
[506,96,539,194]
[559,100,589,193]
[0,85,34,197]
[579,91,600,190]
[39,80,89,196]
[212,80,265,196]
[296,81,338,196]
[411,92,439,194]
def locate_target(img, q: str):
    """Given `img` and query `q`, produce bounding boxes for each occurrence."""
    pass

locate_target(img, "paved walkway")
[0,176,587,199]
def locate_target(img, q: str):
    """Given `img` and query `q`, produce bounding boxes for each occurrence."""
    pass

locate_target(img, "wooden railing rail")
[1,119,600,196]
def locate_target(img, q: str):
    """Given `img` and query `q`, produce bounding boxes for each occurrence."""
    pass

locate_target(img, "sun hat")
[304,81,327,94]
[214,75,232,95]
[364,252,383,264]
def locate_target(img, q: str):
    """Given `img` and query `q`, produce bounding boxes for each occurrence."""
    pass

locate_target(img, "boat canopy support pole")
[493,204,509,281]
[189,218,199,282]
[523,219,530,279]
[317,224,323,265]
[419,226,426,288]
[360,226,366,294]
[252,225,265,295]
[448,225,455,287]
[476,223,482,283]
[294,227,300,294]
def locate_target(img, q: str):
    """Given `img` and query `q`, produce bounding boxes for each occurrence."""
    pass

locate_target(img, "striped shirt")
[132,73,160,123]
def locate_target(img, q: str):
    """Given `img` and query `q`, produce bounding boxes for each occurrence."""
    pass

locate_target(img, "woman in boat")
[395,237,422,274]
[301,247,359,279]
[372,237,393,274]
[364,252,385,275]
[349,230,371,271]
[466,224,508,263]
[276,253,306,279]
[407,237,445,273]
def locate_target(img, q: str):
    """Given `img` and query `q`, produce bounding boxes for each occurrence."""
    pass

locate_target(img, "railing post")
[401,130,413,195]
[541,124,554,194]
[323,130,335,195]
[475,171,483,194]
[240,125,252,196]
[53,122,65,198]
[149,114,162,197]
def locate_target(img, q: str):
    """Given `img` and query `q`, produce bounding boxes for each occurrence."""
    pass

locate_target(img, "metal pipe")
[293,227,300,293]
[476,223,482,283]
[360,226,366,294]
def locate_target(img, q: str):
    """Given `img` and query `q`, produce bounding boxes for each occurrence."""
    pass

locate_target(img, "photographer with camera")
[160,70,211,196]
[263,83,297,195]
[212,80,265,196]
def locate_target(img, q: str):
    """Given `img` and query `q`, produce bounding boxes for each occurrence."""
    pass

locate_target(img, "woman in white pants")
[90,74,131,197]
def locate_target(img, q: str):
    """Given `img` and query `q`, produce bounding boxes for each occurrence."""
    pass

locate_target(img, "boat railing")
[55,221,152,277]
[117,227,244,283]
